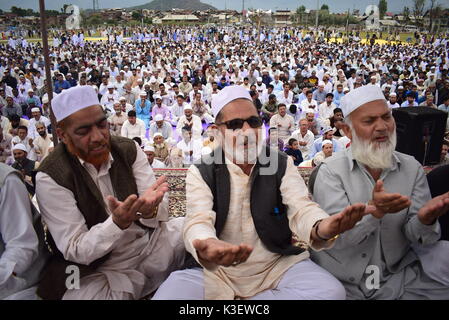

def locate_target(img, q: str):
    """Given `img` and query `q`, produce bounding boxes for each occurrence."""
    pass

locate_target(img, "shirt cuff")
[408,214,441,244]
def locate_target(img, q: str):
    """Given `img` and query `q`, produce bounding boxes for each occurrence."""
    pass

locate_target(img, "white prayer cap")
[184,105,193,111]
[390,92,397,97]
[343,87,350,92]
[304,108,315,114]
[107,83,114,89]
[119,96,126,101]
[154,114,164,121]
[371,76,377,80]
[27,88,34,93]
[398,86,404,89]
[139,91,147,97]
[322,126,334,134]
[52,86,100,122]
[42,96,49,104]
[143,145,155,152]
[31,107,40,113]
[318,81,325,87]
[211,85,252,118]
[154,94,162,100]
[322,139,333,147]
[256,77,262,82]
[150,78,156,83]
[153,132,163,138]
[340,85,386,118]
[12,143,28,153]
[137,78,143,83]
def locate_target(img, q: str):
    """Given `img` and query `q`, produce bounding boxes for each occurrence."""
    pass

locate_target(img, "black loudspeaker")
[393,107,447,165]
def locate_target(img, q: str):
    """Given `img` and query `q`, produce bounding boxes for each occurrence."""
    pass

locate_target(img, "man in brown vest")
[35,86,185,300]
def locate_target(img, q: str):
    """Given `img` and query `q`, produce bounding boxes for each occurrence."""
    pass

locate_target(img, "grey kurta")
[310,149,449,299]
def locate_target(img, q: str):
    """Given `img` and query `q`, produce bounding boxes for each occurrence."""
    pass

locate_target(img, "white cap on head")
[322,126,334,134]
[119,96,126,101]
[390,92,397,97]
[153,132,163,138]
[322,139,333,146]
[27,88,34,93]
[211,85,252,118]
[154,114,164,121]
[343,87,350,92]
[139,91,147,97]
[12,143,28,153]
[143,145,155,152]
[304,108,315,114]
[107,84,114,89]
[256,77,262,82]
[31,107,40,113]
[398,86,404,89]
[318,81,325,87]
[184,105,193,111]
[340,85,386,118]
[52,86,100,122]
[42,96,49,104]
[153,94,162,100]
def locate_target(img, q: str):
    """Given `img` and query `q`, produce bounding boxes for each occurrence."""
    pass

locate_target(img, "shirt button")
[349,277,355,282]
[361,253,367,258]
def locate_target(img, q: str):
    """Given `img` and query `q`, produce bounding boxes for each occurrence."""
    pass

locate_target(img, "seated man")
[143,145,165,169]
[153,85,376,300]
[35,86,185,300]
[309,127,341,158]
[152,133,171,164]
[121,110,146,141]
[11,144,39,195]
[176,126,203,166]
[312,139,333,166]
[149,114,172,143]
[0,162,46,300]
[269,104,295,143]
[311,85,449,299]
[176,106,202,140]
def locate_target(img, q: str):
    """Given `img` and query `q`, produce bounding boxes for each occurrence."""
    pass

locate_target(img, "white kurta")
[183,157,333,299]
[35,143,185,299]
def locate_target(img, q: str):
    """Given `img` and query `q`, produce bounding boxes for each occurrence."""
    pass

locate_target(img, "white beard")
[219,128,264,165]
[351,130,397,170]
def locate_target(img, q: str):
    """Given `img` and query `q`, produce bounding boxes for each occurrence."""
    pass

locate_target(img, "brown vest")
[36,136,138,300]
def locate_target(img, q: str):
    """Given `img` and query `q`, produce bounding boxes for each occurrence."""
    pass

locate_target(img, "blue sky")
[0,0,433,14]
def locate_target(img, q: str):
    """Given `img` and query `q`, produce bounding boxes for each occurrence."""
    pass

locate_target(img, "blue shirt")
[54,80,70,94]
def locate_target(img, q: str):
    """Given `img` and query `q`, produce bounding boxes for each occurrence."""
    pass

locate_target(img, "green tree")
[412,0,425,26]
[321,4,329,11]
[378,0,387,19]
[403,6,411,24]
[297,5,306,13]
[131,11,142,20]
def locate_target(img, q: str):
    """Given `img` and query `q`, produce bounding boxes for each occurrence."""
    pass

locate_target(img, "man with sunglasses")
[154,85,377,300]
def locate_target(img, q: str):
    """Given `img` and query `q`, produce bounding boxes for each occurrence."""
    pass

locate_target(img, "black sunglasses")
[217,116,263,130]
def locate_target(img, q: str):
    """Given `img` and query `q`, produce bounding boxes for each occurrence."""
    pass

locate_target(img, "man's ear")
[56,127,68,144]
[341,124,352,140]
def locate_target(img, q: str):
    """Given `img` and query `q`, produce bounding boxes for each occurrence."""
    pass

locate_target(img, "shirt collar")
[78,152,114,173]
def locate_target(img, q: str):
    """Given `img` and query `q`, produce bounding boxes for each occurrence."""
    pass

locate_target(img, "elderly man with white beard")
[310,85,449,300]
[153,85,379,300]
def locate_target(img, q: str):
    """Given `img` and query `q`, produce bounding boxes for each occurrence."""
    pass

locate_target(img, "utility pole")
[315,0,319,30]
[38,0,58,146]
